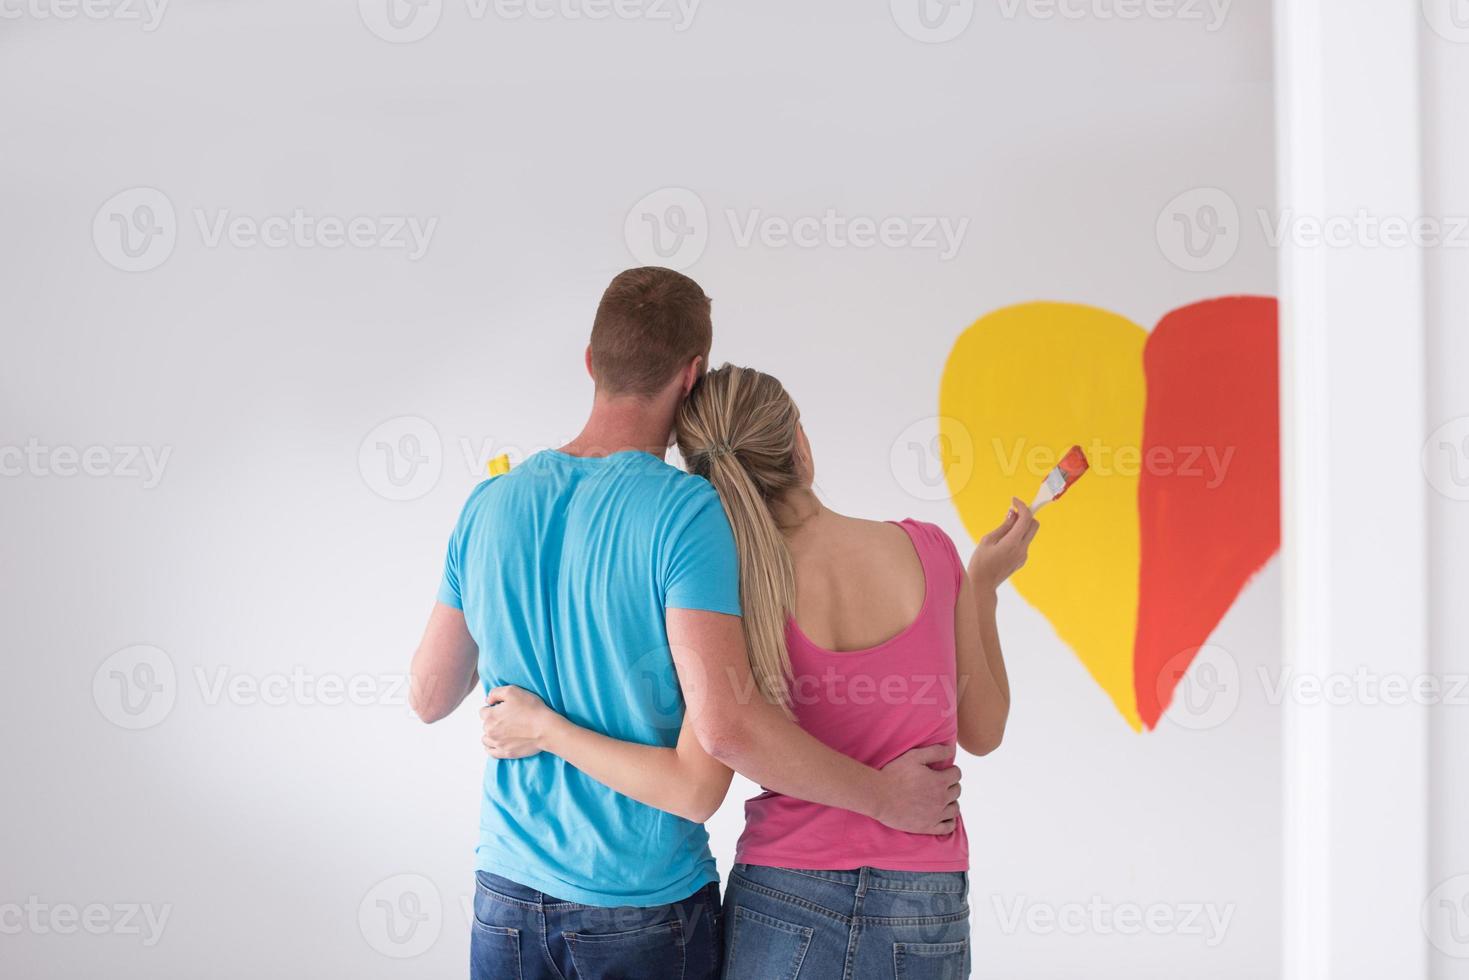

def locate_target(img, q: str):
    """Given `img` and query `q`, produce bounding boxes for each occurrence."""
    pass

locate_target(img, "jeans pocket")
[565,918,685,980]
[724,906,813,980]
[893,939,968,980]
[470,924,522,980]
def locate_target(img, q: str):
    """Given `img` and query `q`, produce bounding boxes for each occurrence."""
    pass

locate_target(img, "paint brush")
[1030,445,1089,512]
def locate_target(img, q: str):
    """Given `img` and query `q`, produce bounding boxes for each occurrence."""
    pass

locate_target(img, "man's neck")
[559,394,676,460]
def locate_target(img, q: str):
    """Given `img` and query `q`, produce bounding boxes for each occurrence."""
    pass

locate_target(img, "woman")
[481,364,1036,978]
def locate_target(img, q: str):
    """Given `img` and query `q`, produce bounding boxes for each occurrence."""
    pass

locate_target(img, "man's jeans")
[470,871,722,980]
[721,864,970,979]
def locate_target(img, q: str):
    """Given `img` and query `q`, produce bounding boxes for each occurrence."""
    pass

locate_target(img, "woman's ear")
[796,424,815,484]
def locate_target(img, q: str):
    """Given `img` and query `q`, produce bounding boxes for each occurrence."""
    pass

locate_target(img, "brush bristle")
[1033,445,1092,509]
[1037,445,1090,504]
[1059,445,1089,481]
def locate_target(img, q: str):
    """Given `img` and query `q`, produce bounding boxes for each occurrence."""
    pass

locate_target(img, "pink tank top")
[734,519,969,872]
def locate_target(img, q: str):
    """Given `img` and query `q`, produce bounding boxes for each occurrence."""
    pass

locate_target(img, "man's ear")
[681,356,704,397]
[585,345,595,382]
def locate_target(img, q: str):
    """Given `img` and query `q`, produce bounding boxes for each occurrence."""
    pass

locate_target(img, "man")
[409,267,958,980]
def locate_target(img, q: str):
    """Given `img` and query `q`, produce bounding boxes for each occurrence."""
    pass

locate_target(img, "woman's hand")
[968,498,1040,593]
[479,686,560,759]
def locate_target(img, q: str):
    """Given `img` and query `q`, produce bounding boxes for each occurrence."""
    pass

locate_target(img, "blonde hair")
[677,364,802,716]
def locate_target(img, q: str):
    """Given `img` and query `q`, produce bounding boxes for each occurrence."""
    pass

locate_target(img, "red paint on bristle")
[1059,445,1089,479]
[1053,445,1089,500]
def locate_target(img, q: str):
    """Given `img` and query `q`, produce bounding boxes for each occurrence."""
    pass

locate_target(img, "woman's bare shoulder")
[823,513,920,557]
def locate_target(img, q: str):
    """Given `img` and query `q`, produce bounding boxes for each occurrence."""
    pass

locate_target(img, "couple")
[409,267,1037,980]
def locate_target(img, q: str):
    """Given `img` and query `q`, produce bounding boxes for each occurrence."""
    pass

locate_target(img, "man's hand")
[968,498,1040,593]
[869,745,962,835]
[480,686,559,760]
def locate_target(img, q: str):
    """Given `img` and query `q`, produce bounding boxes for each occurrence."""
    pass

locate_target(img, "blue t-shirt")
[437,449,741,907]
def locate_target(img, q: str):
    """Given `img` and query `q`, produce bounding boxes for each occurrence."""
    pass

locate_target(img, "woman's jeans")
[721,864,970,979]
[470,871,722,980]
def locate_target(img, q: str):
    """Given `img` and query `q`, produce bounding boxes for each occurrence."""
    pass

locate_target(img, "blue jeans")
[721,865,970,979]
[470,871,722,980]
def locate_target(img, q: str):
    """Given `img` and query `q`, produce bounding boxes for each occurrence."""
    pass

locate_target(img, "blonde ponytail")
[677,365,802,716]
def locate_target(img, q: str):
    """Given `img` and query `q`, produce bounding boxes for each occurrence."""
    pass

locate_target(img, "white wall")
[1423,10,1469,980]
[1274,2,1430,978]
[1274,4,1469,978]
[0,2,1279,977]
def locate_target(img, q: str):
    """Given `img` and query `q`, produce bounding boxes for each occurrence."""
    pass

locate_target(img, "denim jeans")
[721,864,970,980]
[470,871,722,980]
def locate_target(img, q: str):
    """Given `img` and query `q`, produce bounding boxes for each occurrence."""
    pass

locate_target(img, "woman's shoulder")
[889,519,966,589]
[891,517,960,550]
[824,515,957,554]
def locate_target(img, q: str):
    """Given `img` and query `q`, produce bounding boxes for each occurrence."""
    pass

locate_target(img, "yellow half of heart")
[940,302,1149,730]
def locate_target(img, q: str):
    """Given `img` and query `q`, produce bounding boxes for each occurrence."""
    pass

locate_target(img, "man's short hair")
[590,267,713,397]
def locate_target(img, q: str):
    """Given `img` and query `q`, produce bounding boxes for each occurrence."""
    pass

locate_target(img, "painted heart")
[938,297,1279,731]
